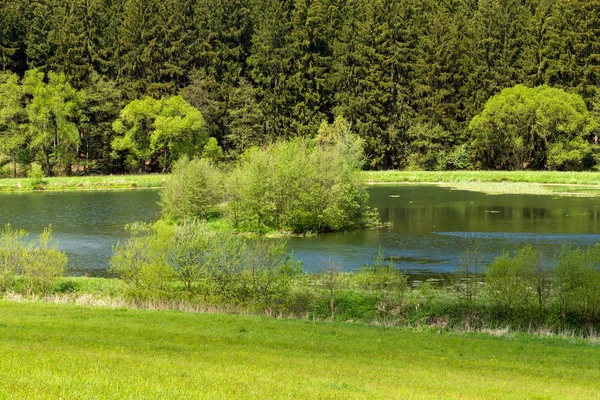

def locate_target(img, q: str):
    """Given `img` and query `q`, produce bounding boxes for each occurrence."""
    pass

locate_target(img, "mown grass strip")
[2,171,600,193]
[0,174,166,192]
[363,170,600,185]
[1,301,599,399]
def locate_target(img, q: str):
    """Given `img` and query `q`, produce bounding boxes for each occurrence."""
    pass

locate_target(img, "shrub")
[21,226,67,296]
[110,221,176,297]
[160,156,223,220]
[225,121,377,233]
[470,85,598,170]
[485,246,540,321]
[27,164,45,189]
[554,245,600,334]
[0,224,27,292]
[243,239,302,313]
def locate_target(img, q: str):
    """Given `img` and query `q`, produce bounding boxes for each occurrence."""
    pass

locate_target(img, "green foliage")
[160,156,222,220]
[355,249,408,293]
[554,245,600,333]
[226,121,377,233]
[110,219,301,308]
[112,96,208,172]
[27,164,45,189]
[109,222,176,296]
[470,85,598,170]
[243,239,302,312]
[0,224,66,296]
[0,72,26,178]
[4,1,600,174]
[406,123,466,171]
[0,224,26,292]
[485,246,550,325]
[202,137,224,162]
[22,69,81,176]
[21,226,68,296]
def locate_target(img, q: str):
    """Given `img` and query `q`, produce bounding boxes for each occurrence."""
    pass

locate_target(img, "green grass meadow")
[1,301,599,399]
[363,170,600,185]
[1,170,599,193]
[0,174,167,192]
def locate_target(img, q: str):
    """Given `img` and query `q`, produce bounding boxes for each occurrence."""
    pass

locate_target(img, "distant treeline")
[0,0,599,173]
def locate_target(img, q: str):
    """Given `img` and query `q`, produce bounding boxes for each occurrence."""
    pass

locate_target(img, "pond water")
[0,190,161,275]
[0,185,599,276]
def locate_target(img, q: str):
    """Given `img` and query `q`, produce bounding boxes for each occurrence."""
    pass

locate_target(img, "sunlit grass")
[1,300,599,399]
[363,171,600,196]
[0,174,166,192]
[3,170,600,193]
[362,170,600,185]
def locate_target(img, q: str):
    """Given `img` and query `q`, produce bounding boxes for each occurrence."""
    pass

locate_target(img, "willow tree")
[111,95,207,172]
[0,72,26,177]
[23,69,81,176]
[470,85,598,170]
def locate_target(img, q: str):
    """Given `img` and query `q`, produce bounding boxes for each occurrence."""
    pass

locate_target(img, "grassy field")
[1,301,600,399]
[1,170,599,192]
[1,170,599,194]
[363,170,600,185]
[0,174,166,192]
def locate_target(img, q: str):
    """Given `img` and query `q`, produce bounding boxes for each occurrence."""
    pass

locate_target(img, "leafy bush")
[243,239,302,313]
[27,164,45,189]
[0,224,27,292]
[111,219,301,307]
[0,224,67,296]
[21,227,68,296]
[160,156,223,220]
[110,222,176,297]
[225,119,378,233]
[554,245,600,334]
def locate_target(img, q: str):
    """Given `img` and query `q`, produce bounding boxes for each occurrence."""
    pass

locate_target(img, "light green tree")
[111,95,207,172]
[0,72,26,177]
[470,85,598,170]
[22,69,81,176]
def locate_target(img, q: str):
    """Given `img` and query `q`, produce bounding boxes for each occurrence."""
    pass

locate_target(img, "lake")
[0,185,598,275]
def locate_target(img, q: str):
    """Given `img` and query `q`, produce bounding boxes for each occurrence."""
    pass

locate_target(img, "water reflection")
[0,185,598,275]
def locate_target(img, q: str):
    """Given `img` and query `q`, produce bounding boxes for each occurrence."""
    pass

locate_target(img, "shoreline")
[1,170,599,197]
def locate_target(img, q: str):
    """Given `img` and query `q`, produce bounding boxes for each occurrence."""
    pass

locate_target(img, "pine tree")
[25,0,58,72]
[189,0,255,143]
[76,72,123,174]
[470,0,534,110]
[286,0,340,136]
[117,0,163,98]
[225,78,264,154]
[332,0,396,168]
[247,0,296,138]
[544,0,600,104]
[0,0,28,74]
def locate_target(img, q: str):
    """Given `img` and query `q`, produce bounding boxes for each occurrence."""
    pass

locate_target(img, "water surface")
[1,185,599,275]
[287,185,600,273]
[0,190,161,275]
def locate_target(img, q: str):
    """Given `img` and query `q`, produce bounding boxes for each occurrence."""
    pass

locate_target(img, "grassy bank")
[1,300,600,399]
[1,170,600,193]
[363,170,600,185]
[363,170,600,196]
[0,174,166,192]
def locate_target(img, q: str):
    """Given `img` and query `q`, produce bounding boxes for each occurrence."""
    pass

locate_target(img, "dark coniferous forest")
[0,0,599,175]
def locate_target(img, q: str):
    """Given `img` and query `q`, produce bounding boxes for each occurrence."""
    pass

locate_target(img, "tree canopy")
[1,0,600,174]
[470,85,598,170]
